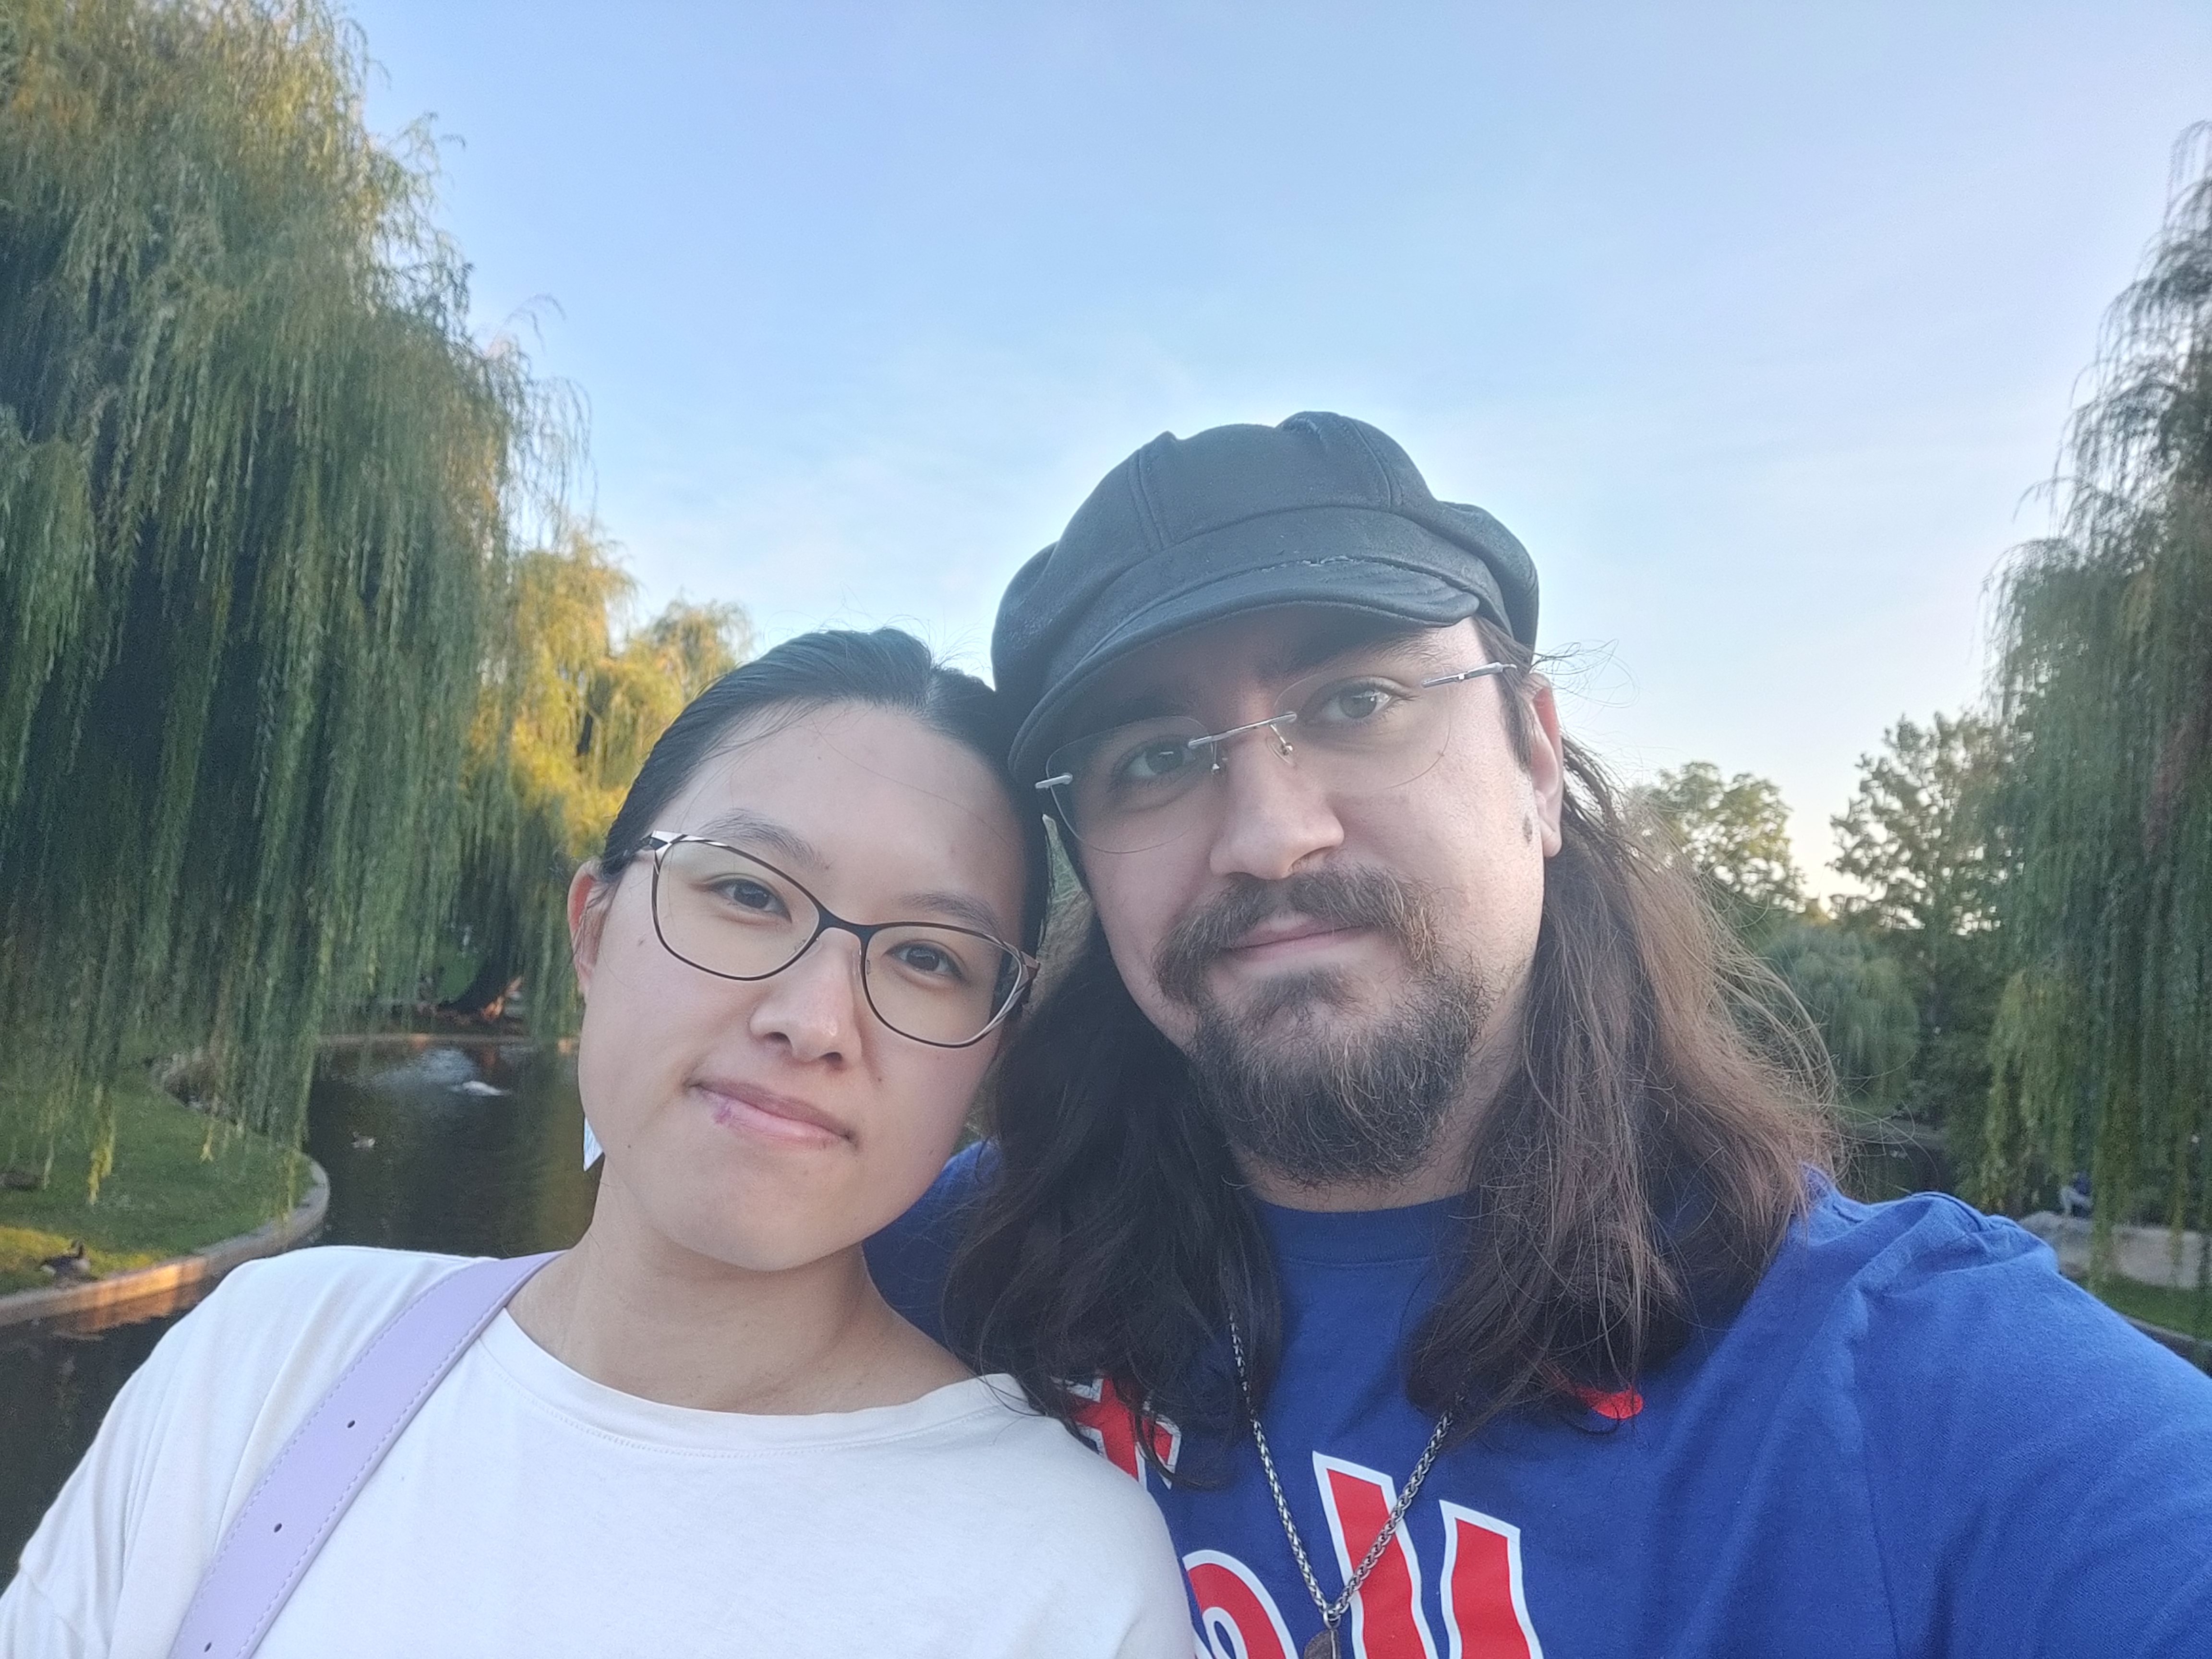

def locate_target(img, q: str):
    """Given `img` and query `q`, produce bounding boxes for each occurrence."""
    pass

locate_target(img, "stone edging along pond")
[0,1158,328,1332]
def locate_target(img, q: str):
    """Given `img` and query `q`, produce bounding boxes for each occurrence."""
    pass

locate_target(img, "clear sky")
[344,0,2210,888]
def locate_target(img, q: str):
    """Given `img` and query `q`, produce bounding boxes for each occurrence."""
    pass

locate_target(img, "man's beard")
[1154,867,1492,1187]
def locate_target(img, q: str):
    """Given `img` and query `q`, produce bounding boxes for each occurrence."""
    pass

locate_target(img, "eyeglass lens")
[1043,657,1500,854]
[650,839,1023,1046]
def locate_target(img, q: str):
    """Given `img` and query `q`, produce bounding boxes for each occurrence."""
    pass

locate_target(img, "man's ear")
[1523,674,1567,857]
[567,861,612,999]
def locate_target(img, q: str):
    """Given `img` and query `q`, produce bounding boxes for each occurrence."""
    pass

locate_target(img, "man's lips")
[1222,914,1365,960]
[693,1080,852,1146]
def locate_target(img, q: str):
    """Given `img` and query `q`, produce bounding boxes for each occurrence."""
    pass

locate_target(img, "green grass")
[0,1067,302,1295]
[2083,1273,2212,1341]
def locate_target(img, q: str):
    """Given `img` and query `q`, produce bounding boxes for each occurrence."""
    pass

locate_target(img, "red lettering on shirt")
[1571,1385,1644,1421]
[1314,1455,1443,1659]
[1180,1470,1549,1657]
[1438,1503,1544,1659]
[1186,1549,1299,1659]
[1070,1376,1182,1487]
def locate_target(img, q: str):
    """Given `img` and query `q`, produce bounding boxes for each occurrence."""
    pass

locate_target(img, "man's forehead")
[1068,609,1475,727]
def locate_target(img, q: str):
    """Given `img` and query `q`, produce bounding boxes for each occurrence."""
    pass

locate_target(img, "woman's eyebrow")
[898,889,1012,939]
[686,809,823,869]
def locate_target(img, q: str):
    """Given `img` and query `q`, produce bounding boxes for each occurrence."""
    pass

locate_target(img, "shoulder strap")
[167,1250,560,1659]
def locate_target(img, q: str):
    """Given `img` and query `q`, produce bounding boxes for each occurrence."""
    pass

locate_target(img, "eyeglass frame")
[639,831,1040,1049]
[1032,660,1514,831]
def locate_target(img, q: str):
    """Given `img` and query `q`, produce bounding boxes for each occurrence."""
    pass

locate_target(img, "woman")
[2,629,1190,1658]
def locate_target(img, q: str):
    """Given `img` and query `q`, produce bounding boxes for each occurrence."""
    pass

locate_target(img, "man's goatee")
[1156,866,1491,1185]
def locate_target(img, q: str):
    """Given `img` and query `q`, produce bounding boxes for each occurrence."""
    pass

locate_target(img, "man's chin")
[1218,968,1390,1036]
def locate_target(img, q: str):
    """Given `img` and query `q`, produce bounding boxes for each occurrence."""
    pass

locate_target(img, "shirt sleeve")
[1,1283,197,1659]
[1856,1205,2212,1658]
[865,1138,996,1344]
[0,1564,99,1659]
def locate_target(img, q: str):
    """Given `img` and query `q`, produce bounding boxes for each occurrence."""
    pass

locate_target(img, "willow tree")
[1758,923,1921,1115]
[0,0,561,1188]
[1979,132,2212,1264]
[449,522,749,1031]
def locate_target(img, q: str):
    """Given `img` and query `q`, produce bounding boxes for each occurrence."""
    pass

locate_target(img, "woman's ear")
[568,861,612,999]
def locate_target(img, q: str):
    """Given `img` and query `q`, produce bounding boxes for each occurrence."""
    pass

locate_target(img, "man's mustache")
[1154,866,1439,1006]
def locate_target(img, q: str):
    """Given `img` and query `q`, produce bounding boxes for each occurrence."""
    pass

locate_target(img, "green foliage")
[1631,763,1918,1118]
[451,522,749,1027]
[2078,1271,2212,1347]
[1759,922,1921,1110]
[1635,761,1806,944]
[1831,713,2002,948]
[1829,712,2007,1150]
[1978,131,2212,1245]
[0,0,560,1180]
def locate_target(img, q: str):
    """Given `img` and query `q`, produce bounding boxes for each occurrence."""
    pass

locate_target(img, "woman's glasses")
[642,834,1035,1048]
[1036,652,1511,854]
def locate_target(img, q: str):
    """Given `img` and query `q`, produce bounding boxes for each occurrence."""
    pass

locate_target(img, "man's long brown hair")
[944,618,1834,1459]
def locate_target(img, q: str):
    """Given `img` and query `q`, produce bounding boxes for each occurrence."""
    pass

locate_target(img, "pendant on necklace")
[1301,1627,1339,1659]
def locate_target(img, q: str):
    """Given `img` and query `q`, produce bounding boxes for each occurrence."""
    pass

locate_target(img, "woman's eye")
[889,941,965,982]
[715,878,785,915]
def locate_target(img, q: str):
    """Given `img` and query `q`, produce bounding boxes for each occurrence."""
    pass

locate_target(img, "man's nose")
[1203,733,1345,882]
[747,933,862,1062]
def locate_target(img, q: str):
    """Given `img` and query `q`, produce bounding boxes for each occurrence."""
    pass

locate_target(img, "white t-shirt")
[1,1247,1192,1658]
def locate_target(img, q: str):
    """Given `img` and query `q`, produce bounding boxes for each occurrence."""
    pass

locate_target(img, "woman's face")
[569,703,1028,1274]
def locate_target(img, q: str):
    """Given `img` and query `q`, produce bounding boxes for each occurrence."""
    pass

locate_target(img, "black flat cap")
[993,411,1539,783]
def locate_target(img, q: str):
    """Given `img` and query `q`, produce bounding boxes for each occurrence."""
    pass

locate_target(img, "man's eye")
[1116,740,1196,783]
[1309,681,1401,725]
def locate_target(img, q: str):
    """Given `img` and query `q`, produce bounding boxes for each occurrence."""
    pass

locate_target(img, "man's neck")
[1239,1154,1472,1213]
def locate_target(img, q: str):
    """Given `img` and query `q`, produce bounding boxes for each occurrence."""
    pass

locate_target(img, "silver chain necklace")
[1228,1316,1453,1659]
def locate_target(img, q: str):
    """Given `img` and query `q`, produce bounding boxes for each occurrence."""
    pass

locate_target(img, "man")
[870,412,2212,1658]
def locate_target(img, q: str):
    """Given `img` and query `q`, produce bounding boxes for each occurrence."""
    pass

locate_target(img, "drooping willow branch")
[1979,128,2212,1283]
[0,0,565,1189]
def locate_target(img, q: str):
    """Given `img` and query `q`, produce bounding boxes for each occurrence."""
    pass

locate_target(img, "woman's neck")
[506,1192,967,1415]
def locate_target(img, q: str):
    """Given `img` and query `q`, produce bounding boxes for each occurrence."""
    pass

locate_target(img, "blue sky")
[346,1,2210,886]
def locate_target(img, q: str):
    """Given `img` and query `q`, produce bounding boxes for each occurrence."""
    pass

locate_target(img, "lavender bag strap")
[166,1250,561,1659]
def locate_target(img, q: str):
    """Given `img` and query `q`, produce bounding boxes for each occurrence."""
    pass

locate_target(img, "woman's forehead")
[660,705,1023,917]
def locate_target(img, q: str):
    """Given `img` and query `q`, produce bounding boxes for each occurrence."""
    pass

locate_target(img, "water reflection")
[1,1040,591,1582]
[308,1041,594,1258]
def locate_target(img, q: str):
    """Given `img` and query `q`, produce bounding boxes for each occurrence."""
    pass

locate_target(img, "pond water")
[0,1040,592,1583]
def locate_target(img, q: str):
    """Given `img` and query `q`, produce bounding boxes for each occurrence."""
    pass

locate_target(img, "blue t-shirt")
[869,1148,2212,1658]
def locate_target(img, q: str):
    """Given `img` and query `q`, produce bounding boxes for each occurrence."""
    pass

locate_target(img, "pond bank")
[0,1065,309,1297]
[0,1161,326,1332]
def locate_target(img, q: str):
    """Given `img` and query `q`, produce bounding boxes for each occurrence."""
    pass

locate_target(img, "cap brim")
[1009,506,1500,782]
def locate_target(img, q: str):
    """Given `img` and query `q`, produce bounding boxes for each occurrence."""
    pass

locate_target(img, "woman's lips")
[695,1081,851,1147]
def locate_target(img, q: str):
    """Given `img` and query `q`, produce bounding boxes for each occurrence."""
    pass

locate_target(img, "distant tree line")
[1634,717,1997,1153]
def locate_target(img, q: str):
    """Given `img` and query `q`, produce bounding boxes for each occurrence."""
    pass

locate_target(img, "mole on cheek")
[1521,814,1535,843]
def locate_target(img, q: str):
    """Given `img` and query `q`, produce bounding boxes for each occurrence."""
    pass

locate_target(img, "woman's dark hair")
[597,627,1050,955]
[943,615,1835,1462]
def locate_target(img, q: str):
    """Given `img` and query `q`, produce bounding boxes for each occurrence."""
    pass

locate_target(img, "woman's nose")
[746,933,865,1062]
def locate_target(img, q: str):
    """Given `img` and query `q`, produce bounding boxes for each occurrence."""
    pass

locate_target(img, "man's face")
[1067,610,1566,1186]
